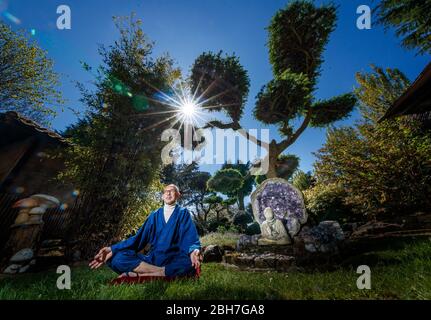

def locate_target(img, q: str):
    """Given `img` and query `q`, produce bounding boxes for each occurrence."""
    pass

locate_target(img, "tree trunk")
[238,194,245,211]
[266,141,279,179]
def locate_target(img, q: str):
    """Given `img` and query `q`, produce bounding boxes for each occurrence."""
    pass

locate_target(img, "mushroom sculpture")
[2,194,60,274]
[12,194,60,225]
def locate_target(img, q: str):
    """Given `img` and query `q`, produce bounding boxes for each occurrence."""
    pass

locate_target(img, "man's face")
[162,186,179,205]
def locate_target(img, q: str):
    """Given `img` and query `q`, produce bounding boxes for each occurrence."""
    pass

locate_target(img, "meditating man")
[89,184,202,278]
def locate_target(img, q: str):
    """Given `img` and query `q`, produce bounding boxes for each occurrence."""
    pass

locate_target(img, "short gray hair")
[164,184,180,194]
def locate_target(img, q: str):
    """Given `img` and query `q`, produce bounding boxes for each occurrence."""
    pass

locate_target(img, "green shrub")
[245,222,261,235]
[303,182,355,223]
[232,212,253,232]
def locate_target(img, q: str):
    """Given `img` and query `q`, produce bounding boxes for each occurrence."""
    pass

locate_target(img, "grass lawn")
[0,239,430,300]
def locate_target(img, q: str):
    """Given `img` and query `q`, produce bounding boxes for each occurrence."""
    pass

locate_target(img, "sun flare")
[181,101,197,118]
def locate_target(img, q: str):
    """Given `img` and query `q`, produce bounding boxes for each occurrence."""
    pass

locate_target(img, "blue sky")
[1,0,429,174]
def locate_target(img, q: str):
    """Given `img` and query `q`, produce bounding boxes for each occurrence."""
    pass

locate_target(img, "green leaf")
[190,51,250,123]
[267,0,337,83]
[310,93,356,127]
[254,70,311,124]
[207,168,244,195]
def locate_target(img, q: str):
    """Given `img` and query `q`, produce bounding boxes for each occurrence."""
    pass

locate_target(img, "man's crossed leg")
[89,246,201,278]
[125,260,165,277]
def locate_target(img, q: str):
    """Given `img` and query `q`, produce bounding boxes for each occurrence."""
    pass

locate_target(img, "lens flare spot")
[132,94,149,111]
[14,186,25,194]
[3,12,21,24]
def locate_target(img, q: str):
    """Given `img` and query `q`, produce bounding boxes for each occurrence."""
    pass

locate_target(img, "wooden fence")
[0,192,80,255]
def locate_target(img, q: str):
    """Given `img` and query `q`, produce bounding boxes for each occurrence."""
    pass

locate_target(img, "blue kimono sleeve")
[110,211,155,255]
[180,208,201,254]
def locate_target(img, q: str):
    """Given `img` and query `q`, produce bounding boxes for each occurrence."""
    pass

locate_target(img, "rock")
[254,253,276,268]
[223,252,295,271]
[10,248,34,263]
[236,234,261,251]
[37,247,65,257]
[203,245,224,262]
[295,221,345,254]
[3,264,21,274]
[275,255,295,271]
[41,239,64,248]
[18,264,30,273]
[251,178,307,239]
[286,217,301,238]
[320,221,345,241]
[233,254,256,267]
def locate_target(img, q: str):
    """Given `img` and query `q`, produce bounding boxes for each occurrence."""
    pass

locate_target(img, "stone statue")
[258,207,291,245]
[251,178,307,239]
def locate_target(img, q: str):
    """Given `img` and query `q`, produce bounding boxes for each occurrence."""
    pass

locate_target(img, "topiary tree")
[201,194,236,232]
[207,168,243,199]
[207,162,255,210]
[190,1,356,179]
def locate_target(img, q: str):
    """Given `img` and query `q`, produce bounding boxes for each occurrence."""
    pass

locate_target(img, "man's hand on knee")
[89,246,113,269]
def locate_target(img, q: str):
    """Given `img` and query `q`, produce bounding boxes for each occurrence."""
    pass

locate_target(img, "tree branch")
[276,107,313,152]
[203,120,269,150]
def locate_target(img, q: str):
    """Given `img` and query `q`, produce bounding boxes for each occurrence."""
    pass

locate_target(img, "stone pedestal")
[223,252,296,272]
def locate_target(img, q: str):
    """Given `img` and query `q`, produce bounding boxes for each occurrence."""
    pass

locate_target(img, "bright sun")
[147,83,207,130]
[181,101,197,117]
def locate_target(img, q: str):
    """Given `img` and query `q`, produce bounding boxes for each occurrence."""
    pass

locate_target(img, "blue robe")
[106,204,201,277]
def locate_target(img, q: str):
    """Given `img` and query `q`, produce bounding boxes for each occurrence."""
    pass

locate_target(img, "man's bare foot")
[118,272,139,278]
[118,270,165,278]
[135,270,165,277]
